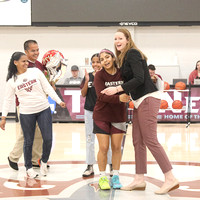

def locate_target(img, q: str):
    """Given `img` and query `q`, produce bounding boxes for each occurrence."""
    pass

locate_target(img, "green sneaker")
[99,176,111,190]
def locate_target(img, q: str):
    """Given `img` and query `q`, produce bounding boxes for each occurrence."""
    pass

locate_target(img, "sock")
[100,171,106,177]
[113,170,119,176]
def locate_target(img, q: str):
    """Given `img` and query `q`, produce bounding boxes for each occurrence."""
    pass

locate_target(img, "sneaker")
[99,176,111,190]
[109,164,113,177]
[33,163,50,169]
[8,157,18,171]
[37,159,50,168]
[40,160,48,176]
[82,165,94,177]
[110,175,122,189]
[26,168,39,179]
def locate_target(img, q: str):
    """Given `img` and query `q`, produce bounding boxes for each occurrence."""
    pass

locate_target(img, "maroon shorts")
[93,120,126,135]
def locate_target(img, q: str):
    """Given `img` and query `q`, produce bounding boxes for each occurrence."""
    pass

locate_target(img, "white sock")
[100,171,106,177]
[113,170,119,176]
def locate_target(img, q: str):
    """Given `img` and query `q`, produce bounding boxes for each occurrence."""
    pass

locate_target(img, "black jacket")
[120,48,157,100]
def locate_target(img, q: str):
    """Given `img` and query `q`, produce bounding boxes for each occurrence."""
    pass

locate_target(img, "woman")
[0,52,65,178]
[80,53,112,177]
[189,60,200,84]
[101,28,179,194]
[93,49,130,190]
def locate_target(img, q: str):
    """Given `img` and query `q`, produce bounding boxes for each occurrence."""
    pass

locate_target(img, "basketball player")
[93,49,130,190]
[80,53,113,177]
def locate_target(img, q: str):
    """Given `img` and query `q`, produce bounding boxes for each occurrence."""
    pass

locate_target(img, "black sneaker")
[82,165,94,177]
[8,157,18,171]
[32,164,40,168]
[109,164,113,177]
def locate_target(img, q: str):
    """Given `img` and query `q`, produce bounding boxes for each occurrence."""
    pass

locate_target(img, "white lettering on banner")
[187,97,200,113]
[64,90,81,113]
[160,90,200,114]
[193,115,200,119]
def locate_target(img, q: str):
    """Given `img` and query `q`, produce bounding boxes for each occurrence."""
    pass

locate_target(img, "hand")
[59,102,66,108]
[85,69,89,82]
[101,87,117,95]
[119,94,131,102]
[151,75,158,83]
[0,119,6,130]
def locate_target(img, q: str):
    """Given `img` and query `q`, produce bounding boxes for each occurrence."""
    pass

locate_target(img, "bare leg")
[111,133,124,171]
[96,134,109,172]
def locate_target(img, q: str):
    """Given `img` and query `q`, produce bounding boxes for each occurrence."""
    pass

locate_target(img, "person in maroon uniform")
[93,49,130,190]
[8,40,47,170]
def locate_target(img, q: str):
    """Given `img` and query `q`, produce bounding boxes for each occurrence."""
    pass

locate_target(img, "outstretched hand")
[59,102,66,108]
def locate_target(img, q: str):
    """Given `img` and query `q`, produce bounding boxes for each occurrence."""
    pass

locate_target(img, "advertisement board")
[49,85,200,123]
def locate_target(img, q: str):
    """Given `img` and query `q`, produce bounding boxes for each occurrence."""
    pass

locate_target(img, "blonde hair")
[114,28,147,67]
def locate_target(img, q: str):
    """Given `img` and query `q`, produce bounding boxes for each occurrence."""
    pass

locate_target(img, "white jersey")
[2,68,62,116]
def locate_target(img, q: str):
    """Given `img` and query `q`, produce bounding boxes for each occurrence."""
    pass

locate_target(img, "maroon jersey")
[93,68,126,122]
[28,60,46,72]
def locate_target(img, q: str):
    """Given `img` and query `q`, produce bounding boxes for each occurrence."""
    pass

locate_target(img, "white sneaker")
[40,160,48,176]
[26,168,39,179]
[82,165,94,177]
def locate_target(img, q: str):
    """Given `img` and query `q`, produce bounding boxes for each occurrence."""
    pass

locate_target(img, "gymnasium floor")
[0,121,200,199]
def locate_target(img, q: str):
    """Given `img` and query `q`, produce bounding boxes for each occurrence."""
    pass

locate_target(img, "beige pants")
[9,108,43,165]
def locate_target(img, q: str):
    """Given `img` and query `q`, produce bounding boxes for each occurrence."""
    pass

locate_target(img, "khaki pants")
[9,108,43,165]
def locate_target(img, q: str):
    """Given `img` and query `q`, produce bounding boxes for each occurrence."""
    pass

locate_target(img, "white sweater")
[2,68,62,116]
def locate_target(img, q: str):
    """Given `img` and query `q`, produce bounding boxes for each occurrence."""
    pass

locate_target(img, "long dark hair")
[6,52,26,81]
[91,53,99,61]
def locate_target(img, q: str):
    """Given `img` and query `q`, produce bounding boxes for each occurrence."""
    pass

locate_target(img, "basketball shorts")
[93,120,126,135]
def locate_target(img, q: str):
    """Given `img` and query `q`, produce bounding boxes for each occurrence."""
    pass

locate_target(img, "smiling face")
[14,55,29,74]
[91,56,101,72]
[114,31,128,52]
[99,52,115,72]
[25,43,39,62]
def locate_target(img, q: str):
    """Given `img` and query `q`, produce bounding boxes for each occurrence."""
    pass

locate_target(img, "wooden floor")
[1,121,200,164]
[0,121,200,199]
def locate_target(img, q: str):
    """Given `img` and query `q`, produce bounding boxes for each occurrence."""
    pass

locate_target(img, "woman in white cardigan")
[0,52,66,178]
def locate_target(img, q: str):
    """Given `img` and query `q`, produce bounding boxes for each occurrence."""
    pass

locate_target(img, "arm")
[37,69,66,108]
[94,71,121,104]
[189,70,196,85]
[101,49,144,95]
[121,49,144,93]
[80,69,89,97]
[0,81,15,130]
